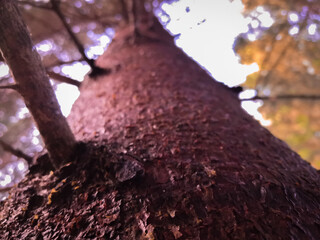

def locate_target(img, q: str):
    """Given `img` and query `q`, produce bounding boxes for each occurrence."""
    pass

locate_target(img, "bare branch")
[0,0,76,169]
[0,139,32,163]
[259,37,293,88]
[0,186,13,193]
[0,84,19,91]
[49,0,110,78]
[257,12,310,89]
[47,71,81,88]
[50,0,94,69]
[241,94,320,101]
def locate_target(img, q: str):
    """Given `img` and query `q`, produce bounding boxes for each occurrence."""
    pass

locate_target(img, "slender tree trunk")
[0,0,76,168]
[0,12,320,240]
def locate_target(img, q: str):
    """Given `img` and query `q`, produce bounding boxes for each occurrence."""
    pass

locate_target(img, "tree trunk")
[0,0,76,168]
[1,16,320,239]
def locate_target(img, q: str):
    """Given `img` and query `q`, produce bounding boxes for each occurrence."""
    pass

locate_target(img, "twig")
[50,0,109,78]
[0,139,33,163]
[47,71,81,88]
[0,84,19,91]
[0,0,77,169]
[0,186,13,193]
[254,25,283,88]
[257,12,309,88]
[259,37,293,88]
[131,0,141,38]
[50,0,94,69]
[241,94,320,101]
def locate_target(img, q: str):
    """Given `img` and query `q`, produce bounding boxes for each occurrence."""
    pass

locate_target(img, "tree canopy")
[235,0,320,167]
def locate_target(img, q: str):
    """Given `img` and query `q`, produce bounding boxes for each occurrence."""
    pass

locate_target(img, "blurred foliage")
[0,87,40,200]
[234,0,320,168]
[0,0,319,198]
[262,100,320,168]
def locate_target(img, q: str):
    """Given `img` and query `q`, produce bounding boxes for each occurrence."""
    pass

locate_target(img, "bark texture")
[0,16,320,239]
[69,20,320,238]
[0,0,76,168]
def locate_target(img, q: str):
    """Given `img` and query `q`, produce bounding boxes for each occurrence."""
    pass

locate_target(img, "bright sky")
[161,0,259,86]
[0,63,9,77]
[159,0,272,126]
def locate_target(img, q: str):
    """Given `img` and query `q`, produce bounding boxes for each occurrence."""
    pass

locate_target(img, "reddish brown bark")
[0,14,320,240]
[0,0,76,168]
[69,20,320,239]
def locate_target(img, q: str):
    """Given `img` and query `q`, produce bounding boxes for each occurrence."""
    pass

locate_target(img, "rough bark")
[1,14,320,240]
[0,0,76,168]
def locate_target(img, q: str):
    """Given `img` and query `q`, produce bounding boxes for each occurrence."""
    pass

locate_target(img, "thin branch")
[257,13,309,89]
[259,37,293,88]
[254,26,283,89]
[120,0,130,23]
[18,0,52,10]
[0,139,33,163]
[21,7,63,42]
[131,0,141,38]
[50,0,95,69]
[49,0,110,78]
[241,95,320,101]
[0,186,13,193]
[19,0,110,78]
[47,71,81,88]
[0,84,19,91]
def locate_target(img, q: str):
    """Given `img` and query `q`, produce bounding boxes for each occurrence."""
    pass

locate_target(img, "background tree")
[0,0,77,170]
[235,0,320,167]
[0,0,320,238]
